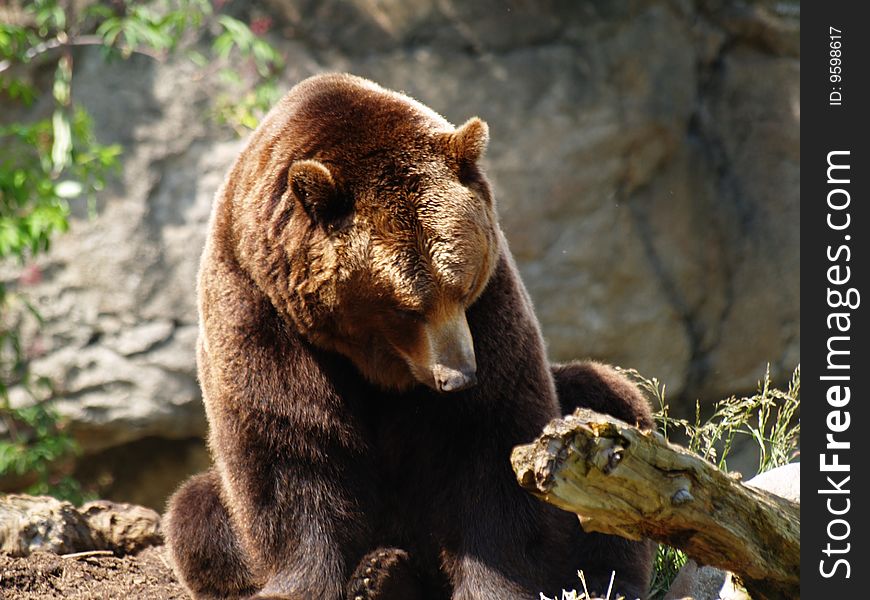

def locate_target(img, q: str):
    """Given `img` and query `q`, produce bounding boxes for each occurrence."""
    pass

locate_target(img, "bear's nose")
[433,365,477,393]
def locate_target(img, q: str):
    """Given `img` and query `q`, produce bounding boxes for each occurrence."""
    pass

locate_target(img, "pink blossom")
[249,16,273,36]
[19,264,42,286]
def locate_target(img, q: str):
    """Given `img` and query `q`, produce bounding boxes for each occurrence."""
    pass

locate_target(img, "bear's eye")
[458,282,475,305]
[396,307,424,322]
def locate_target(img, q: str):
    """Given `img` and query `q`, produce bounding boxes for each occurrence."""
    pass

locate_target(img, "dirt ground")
[0,547,186,600]
[0,549,616,600]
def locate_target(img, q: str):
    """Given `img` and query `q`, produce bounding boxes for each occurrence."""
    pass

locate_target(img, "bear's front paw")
[346,548,423,600]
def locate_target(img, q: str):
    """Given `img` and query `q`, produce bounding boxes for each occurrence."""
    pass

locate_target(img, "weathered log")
[510,409,800,600]
[0,493,96,556]
[79,500,164,554]
[0,493,162,557]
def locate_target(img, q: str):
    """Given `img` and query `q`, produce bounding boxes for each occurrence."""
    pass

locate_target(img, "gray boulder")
[3,0,799,505]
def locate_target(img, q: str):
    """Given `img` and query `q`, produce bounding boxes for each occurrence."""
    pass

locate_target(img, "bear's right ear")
[288,160,347,228]
[440,117,489,166]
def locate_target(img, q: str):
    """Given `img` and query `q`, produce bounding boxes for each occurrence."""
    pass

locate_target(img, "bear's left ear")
[288,159,348,229]
[441,117,489,166]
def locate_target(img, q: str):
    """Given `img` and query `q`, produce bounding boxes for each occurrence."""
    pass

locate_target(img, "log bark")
[0,494,162,557]
[510,409,800,600]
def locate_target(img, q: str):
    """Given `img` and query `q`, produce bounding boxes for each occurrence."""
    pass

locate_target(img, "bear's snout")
[423,307,477,393]
[433,364,478,393]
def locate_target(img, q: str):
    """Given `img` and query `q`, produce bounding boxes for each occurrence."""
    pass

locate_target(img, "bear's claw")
[346,548,423,600]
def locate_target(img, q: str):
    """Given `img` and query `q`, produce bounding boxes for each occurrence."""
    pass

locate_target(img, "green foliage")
[0,0,283,502]
[214,77,281,134]
[642,364,801,474]
[648,542,688,600]
[0,108,121,255]
[0,397,87,504]
[624,365,801,599]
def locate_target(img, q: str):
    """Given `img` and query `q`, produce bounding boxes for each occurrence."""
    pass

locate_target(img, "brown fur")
[164,73,652,600]
[553,361,655,429]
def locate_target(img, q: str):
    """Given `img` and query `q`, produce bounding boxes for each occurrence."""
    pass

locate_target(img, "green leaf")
[52,59,72,106]
[13,170,27,189]
[83,4,116,20]
[217,15,254,47]
[96,18,124,46]
[0,78,37,105]
[217,67,242,86]
[29,0,66,33]
[19,296,45,326]
[212,31,235,59]
[54,180,82,198]
[50,110,72,172]
[186,49,208,67]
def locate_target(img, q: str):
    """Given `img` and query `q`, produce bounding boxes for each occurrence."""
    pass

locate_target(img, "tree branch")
[510,409,800,600]
[0,35,164,75]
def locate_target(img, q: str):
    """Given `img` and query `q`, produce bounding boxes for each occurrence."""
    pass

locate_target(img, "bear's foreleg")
[220,432,378,600]
[166,446,377,600]
[550,360,656,598]
[442,465,589,600]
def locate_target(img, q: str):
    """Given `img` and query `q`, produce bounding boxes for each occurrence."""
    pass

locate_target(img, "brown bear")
[164,73,653,600]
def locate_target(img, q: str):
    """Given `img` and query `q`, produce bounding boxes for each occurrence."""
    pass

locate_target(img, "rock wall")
[4,0,799,507]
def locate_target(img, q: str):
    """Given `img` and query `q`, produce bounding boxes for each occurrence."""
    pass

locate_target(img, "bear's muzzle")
[424,306,477,393]
[432,364,478,392]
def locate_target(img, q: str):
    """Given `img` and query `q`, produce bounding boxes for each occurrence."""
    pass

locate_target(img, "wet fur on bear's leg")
[551,360,655,598]
[345,548,425,600]
[164,469,258,600]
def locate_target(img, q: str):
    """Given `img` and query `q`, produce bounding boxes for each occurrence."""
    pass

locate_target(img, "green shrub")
[628,364,801,599]
[0,0,282,502]
[0,397,85,503]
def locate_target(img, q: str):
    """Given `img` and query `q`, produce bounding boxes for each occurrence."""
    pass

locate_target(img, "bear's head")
[241,75,499,393]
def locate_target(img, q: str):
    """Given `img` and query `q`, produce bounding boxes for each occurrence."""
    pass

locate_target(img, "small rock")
[0,494,96,557]
[0,493,163,557]
[745,462,799,503]
[81,500,162,554]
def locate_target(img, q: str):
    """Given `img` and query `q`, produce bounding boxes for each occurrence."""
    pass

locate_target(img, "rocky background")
[3,0,799,509]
